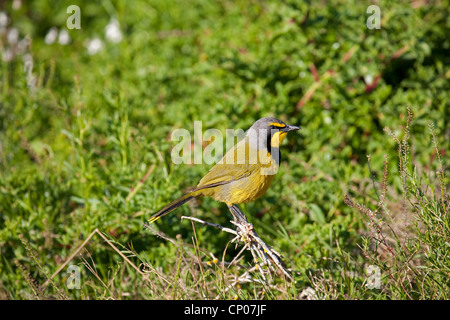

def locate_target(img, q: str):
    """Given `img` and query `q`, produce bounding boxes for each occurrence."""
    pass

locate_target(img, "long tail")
[148,193,196,223]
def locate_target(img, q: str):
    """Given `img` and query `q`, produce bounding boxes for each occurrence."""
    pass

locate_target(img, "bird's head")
[247,117,301,151]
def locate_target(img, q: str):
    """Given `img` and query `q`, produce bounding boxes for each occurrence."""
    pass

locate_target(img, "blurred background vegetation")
[0,0,448,299]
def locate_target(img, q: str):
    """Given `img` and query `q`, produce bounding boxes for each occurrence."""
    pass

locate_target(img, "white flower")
[364,74,374,85]
[23,53,33,76]
[12,0,22,10]
[17,38,29,54]
[2,48,13,62]
[296,59,305,68]
[58,29,71,45]
[7,27,19,45]
[0,11,8,28]
[105,18,122,43]
[299,287,318,300]
[86,38,103,55]
[45,27,58,45]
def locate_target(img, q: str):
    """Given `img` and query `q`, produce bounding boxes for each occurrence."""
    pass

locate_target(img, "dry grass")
[344,108,449,299]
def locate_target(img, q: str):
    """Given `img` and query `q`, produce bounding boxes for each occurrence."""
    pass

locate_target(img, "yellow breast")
[226,169,276,204]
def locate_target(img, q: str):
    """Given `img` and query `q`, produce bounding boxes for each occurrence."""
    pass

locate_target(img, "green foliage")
[0,0,448,299]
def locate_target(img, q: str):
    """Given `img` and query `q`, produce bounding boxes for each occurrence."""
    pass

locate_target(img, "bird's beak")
[282,124,301,132]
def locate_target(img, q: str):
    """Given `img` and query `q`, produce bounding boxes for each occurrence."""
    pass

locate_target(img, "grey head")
[246,117,300,152]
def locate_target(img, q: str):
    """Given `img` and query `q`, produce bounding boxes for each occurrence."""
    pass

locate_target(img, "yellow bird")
[148,117,300,223]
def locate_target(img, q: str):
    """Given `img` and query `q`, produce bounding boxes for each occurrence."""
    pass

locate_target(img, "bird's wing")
[194,138,258,190]
[195,163,254,190]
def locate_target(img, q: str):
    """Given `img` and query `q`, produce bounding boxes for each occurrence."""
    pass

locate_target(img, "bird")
[148,117,301,224]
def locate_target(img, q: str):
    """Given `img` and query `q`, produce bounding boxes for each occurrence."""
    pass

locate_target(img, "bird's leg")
[227,205,267,279]
[227,204,248,224]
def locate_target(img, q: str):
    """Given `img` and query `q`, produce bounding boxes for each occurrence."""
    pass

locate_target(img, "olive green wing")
[195,163,254,190]
[195,138,258,190]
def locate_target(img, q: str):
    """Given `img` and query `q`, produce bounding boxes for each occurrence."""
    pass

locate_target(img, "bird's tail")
[148,193,197,224]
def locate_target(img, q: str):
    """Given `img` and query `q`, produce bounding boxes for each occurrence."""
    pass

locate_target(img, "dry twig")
[180,205,293,282]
